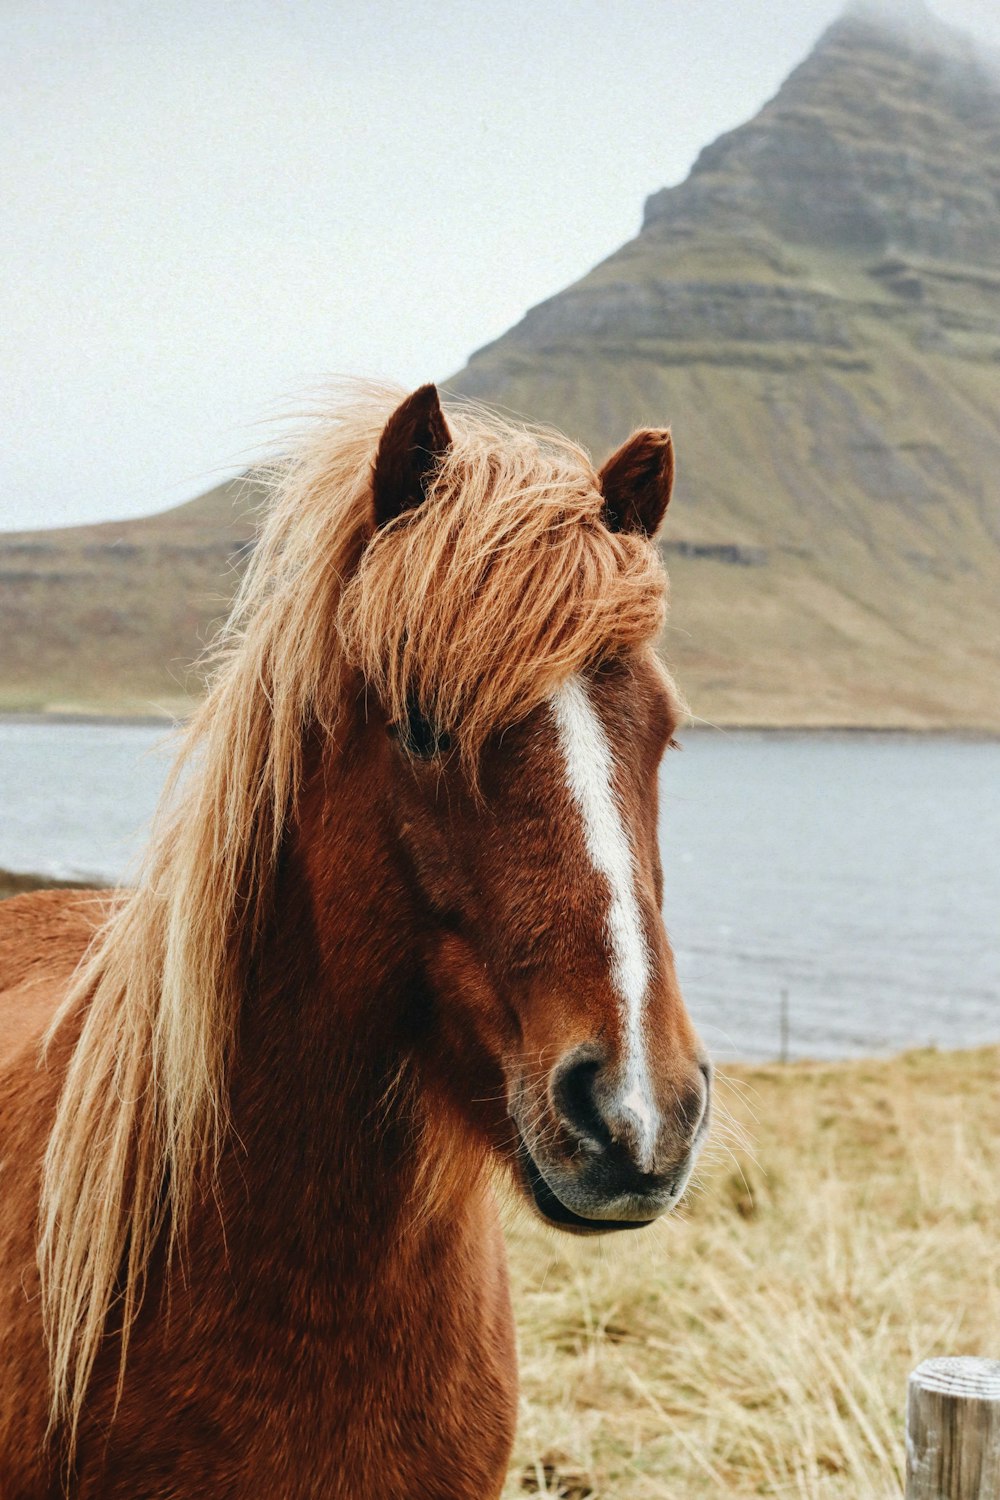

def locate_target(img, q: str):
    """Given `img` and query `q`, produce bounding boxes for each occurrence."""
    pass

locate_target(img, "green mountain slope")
[2,3,998,726]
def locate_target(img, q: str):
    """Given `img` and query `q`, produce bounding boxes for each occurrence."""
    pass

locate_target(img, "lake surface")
[1,720,997,1062]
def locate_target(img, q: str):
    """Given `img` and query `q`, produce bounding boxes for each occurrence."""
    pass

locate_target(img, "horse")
[0,383,710,1498]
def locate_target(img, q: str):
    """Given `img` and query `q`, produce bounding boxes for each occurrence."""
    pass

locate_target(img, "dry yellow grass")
[500,1047,1000,1499]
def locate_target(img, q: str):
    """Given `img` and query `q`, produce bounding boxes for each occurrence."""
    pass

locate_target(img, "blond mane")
[38,384,669,1446]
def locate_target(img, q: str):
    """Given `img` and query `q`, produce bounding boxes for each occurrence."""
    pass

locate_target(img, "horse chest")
[75,1202,518,1499]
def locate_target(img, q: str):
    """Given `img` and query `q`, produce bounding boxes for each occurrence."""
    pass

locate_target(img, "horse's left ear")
[598,428,674,538]
[372,384,452,528]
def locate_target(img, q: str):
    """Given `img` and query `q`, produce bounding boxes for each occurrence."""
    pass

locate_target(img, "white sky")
[4,0,999,531]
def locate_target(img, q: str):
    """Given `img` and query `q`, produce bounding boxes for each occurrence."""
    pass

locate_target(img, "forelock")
[337,406,668,771]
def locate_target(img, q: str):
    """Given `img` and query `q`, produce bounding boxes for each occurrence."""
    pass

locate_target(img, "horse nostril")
[553,1055,613,1150]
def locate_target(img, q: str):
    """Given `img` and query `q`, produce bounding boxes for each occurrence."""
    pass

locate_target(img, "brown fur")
[0,386,704,1497]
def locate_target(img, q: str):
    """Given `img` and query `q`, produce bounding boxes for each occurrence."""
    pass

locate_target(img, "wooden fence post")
[905,1357,1000,1499]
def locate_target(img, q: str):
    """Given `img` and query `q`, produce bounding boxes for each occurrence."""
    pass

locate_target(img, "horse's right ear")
[371,384,452,528]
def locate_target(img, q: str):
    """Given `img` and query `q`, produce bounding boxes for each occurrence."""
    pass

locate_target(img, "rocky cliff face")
[452,3,1000,730]
[461,5,1000,377]
[644,5,1000,266]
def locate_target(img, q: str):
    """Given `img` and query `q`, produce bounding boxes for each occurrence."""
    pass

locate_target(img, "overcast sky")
[4,0,999,531]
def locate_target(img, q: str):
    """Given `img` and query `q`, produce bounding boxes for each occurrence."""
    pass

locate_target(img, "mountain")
[3,2,999,726]
[451,2,1000,729]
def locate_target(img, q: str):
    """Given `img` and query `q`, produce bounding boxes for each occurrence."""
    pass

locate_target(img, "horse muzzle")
[511,1049,711,1235]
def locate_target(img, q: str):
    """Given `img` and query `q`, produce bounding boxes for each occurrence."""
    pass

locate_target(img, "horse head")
[345,384,710,1233]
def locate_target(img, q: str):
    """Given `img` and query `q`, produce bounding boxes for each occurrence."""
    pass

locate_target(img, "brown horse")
[0,384,709,1498]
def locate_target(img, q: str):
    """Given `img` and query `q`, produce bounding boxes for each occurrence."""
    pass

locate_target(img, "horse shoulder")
[0,889,110,1070]
[0,890,107,1497]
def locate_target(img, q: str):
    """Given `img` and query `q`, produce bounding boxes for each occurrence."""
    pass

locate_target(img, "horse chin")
[514,1136,655,1237]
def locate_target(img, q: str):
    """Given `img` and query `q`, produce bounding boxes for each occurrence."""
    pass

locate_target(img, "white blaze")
[550,674,655,1150]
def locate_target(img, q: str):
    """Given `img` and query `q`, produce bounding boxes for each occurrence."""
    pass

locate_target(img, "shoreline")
[0,710,181,728]
[0,867,110,901]
[1,710,998,741]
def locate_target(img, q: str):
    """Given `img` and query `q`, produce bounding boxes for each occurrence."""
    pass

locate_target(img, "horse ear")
[372,384,452,528]
[598,429,674,538]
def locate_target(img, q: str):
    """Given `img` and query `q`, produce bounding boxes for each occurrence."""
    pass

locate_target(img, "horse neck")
[222,722,469,1272]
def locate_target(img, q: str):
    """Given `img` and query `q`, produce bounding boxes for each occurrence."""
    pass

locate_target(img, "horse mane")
[38,383,669,1446]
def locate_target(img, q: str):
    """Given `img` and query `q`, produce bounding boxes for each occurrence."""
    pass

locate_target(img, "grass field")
[500,1046,1000,1499]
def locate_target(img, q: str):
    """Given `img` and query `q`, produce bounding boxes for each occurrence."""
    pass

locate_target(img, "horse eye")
[388,701,452,760]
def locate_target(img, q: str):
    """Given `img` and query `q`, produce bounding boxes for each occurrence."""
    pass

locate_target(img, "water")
[0,720,997,1061]
[0,719,173,885]
[661,732,1000,1060]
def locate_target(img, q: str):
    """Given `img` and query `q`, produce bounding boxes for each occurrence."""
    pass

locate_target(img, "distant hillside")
[0,478,263,715]
[2,2,999,727]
